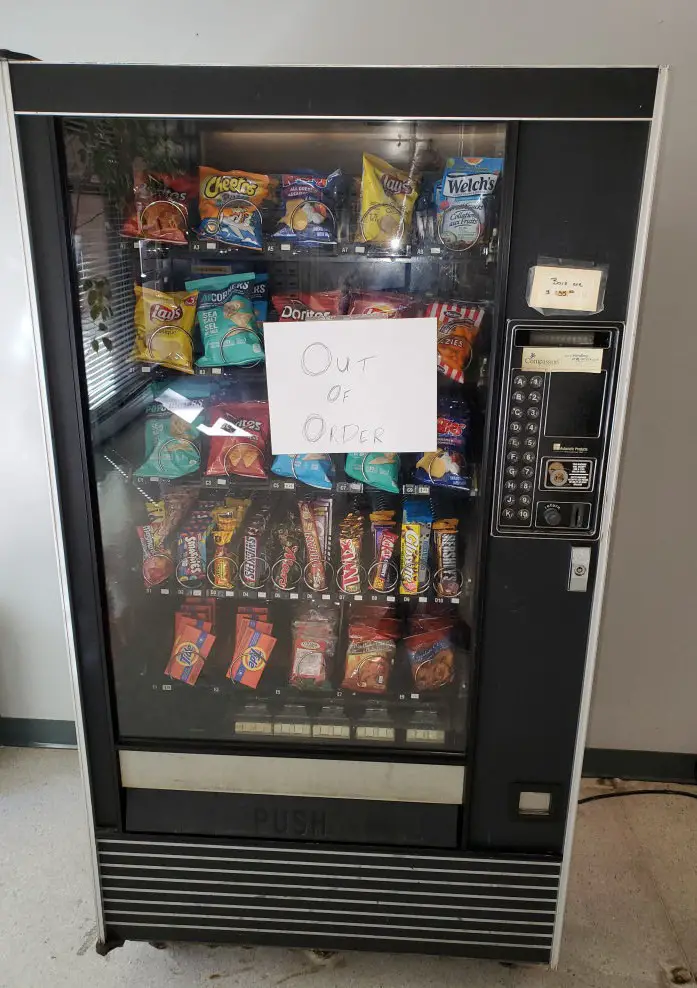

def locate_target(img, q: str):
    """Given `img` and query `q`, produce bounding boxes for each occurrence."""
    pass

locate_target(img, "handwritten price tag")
[264,317,437,454]
[528,265,604,313]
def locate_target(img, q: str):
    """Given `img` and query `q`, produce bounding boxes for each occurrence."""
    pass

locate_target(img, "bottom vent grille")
[98,836,560,963]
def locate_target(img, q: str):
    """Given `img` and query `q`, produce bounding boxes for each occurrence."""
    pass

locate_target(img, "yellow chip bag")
[356,153,419,246]
[132,286,198,374]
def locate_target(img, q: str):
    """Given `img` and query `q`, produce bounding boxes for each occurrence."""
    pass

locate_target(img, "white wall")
[3,0,697,750]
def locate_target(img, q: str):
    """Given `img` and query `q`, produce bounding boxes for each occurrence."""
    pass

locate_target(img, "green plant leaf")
[87,289,98,306]
[82,278,93,289]
[89,305,101,321]
[102,336,113,351]
[90,339,100,353]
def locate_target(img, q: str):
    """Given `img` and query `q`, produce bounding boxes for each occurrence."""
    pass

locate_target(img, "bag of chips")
[122,171,196,244]
[341,624,397,694]
[185,273,263,368]
[425,301,485,383]
[252,273,269,328]
[414,397,470,490]
[404,627,455,691]
[435,157,503,251]
[272,454,334,490]
[274,170,342,246]
[206,401,270,479]
[347,291,416,318]
[198,167,271,250]
[271,291,343,321]
[132,286,197,374]
[356,153,419,247]
[345,452,399,493]
[290,607,338,688]
[135,402,202,479]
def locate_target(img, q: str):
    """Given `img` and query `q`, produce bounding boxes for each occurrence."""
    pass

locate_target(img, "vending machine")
[5,63,663,965]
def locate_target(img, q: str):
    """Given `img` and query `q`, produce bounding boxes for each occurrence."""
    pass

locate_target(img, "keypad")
[498,370,545,528]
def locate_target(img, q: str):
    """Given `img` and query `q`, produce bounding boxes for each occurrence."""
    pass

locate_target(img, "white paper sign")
[528,265,604,313]
[264,317,437,454]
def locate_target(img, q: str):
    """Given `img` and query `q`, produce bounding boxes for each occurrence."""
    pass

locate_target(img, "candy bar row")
[139,489,462,598]
[123,154,502,254]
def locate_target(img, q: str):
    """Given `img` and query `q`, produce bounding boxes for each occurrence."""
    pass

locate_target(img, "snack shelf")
[145,584,463,606]
[132,472,475,498]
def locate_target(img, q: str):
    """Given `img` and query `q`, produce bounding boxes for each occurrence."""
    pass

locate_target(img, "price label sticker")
[528,264,604,313]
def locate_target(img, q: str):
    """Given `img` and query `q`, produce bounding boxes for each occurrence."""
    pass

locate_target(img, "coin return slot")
[570,503,585,528]
[518,791,552,816]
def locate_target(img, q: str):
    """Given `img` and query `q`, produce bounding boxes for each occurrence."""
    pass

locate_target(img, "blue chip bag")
[185,273,263,368]
[272,454,334,490]
[414,398,470,490]
[273,170,342,246]
[252,273,269,330]
[135,400,201,479]
[345,453,400,493]
[435,157,503,251]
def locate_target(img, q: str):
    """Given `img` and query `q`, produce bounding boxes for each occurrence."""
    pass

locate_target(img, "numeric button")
[525,422,539,434]
[520,466,534,479]
[530,375,543,388]
[528,391,542,404]
[517,509,531,521]
[526,407,540,420]
[524,437,537,448]
[519,495,532,507]
[519,480,533,492]
[522,452,536,464]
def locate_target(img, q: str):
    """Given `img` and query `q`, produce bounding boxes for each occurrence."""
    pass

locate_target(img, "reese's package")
[185,273,263,368]
[356,153,419,246]
[198,167,271,250]
[132,285,198,374]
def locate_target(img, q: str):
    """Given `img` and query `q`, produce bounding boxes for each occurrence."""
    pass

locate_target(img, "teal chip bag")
[345,452,399,493]
[186,272,263,368]
[272,453,334,490]
[135,400,202,479]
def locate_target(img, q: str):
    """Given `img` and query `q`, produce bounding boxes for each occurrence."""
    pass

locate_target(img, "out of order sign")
[264,317,437,455]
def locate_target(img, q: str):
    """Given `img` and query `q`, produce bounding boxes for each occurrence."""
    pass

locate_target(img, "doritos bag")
[122,171,196,244]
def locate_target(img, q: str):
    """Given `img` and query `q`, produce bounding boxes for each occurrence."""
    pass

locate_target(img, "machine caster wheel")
[95,937,125,956]
[149,941,168,950]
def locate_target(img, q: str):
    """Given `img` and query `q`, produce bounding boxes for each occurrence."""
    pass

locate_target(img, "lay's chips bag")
[132,286,198,374]
[356,153,419,247]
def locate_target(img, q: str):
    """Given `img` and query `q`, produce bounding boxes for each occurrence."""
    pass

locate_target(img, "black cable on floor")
[579,788,697,805]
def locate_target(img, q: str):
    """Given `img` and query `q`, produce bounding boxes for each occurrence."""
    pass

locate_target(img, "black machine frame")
[9,63,660,963]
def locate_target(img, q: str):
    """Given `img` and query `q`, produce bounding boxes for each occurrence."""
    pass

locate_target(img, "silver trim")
[98,921,551,951]
[551,65,669,969]
[97,839,560,869]
[14,112,653,121]
[100,876,555,903]
[118,749,465,803]
[101,887,555,913]
[102,908,552,938]
[99,849,556,879]
[103,900,554,927]
[99,863,555,891]
[0,61,106,943]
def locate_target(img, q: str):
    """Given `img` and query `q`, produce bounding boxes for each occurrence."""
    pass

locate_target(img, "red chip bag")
[206,401,269,479]
[271,291,343,321]
[122,171,197,244]
[347,291,417,318]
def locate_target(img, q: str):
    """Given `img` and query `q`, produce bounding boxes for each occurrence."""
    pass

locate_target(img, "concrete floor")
[1,748,696,988]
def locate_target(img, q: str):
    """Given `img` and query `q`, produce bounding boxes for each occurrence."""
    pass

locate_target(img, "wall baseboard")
[0,717,77,748]
[584,747,697,785]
